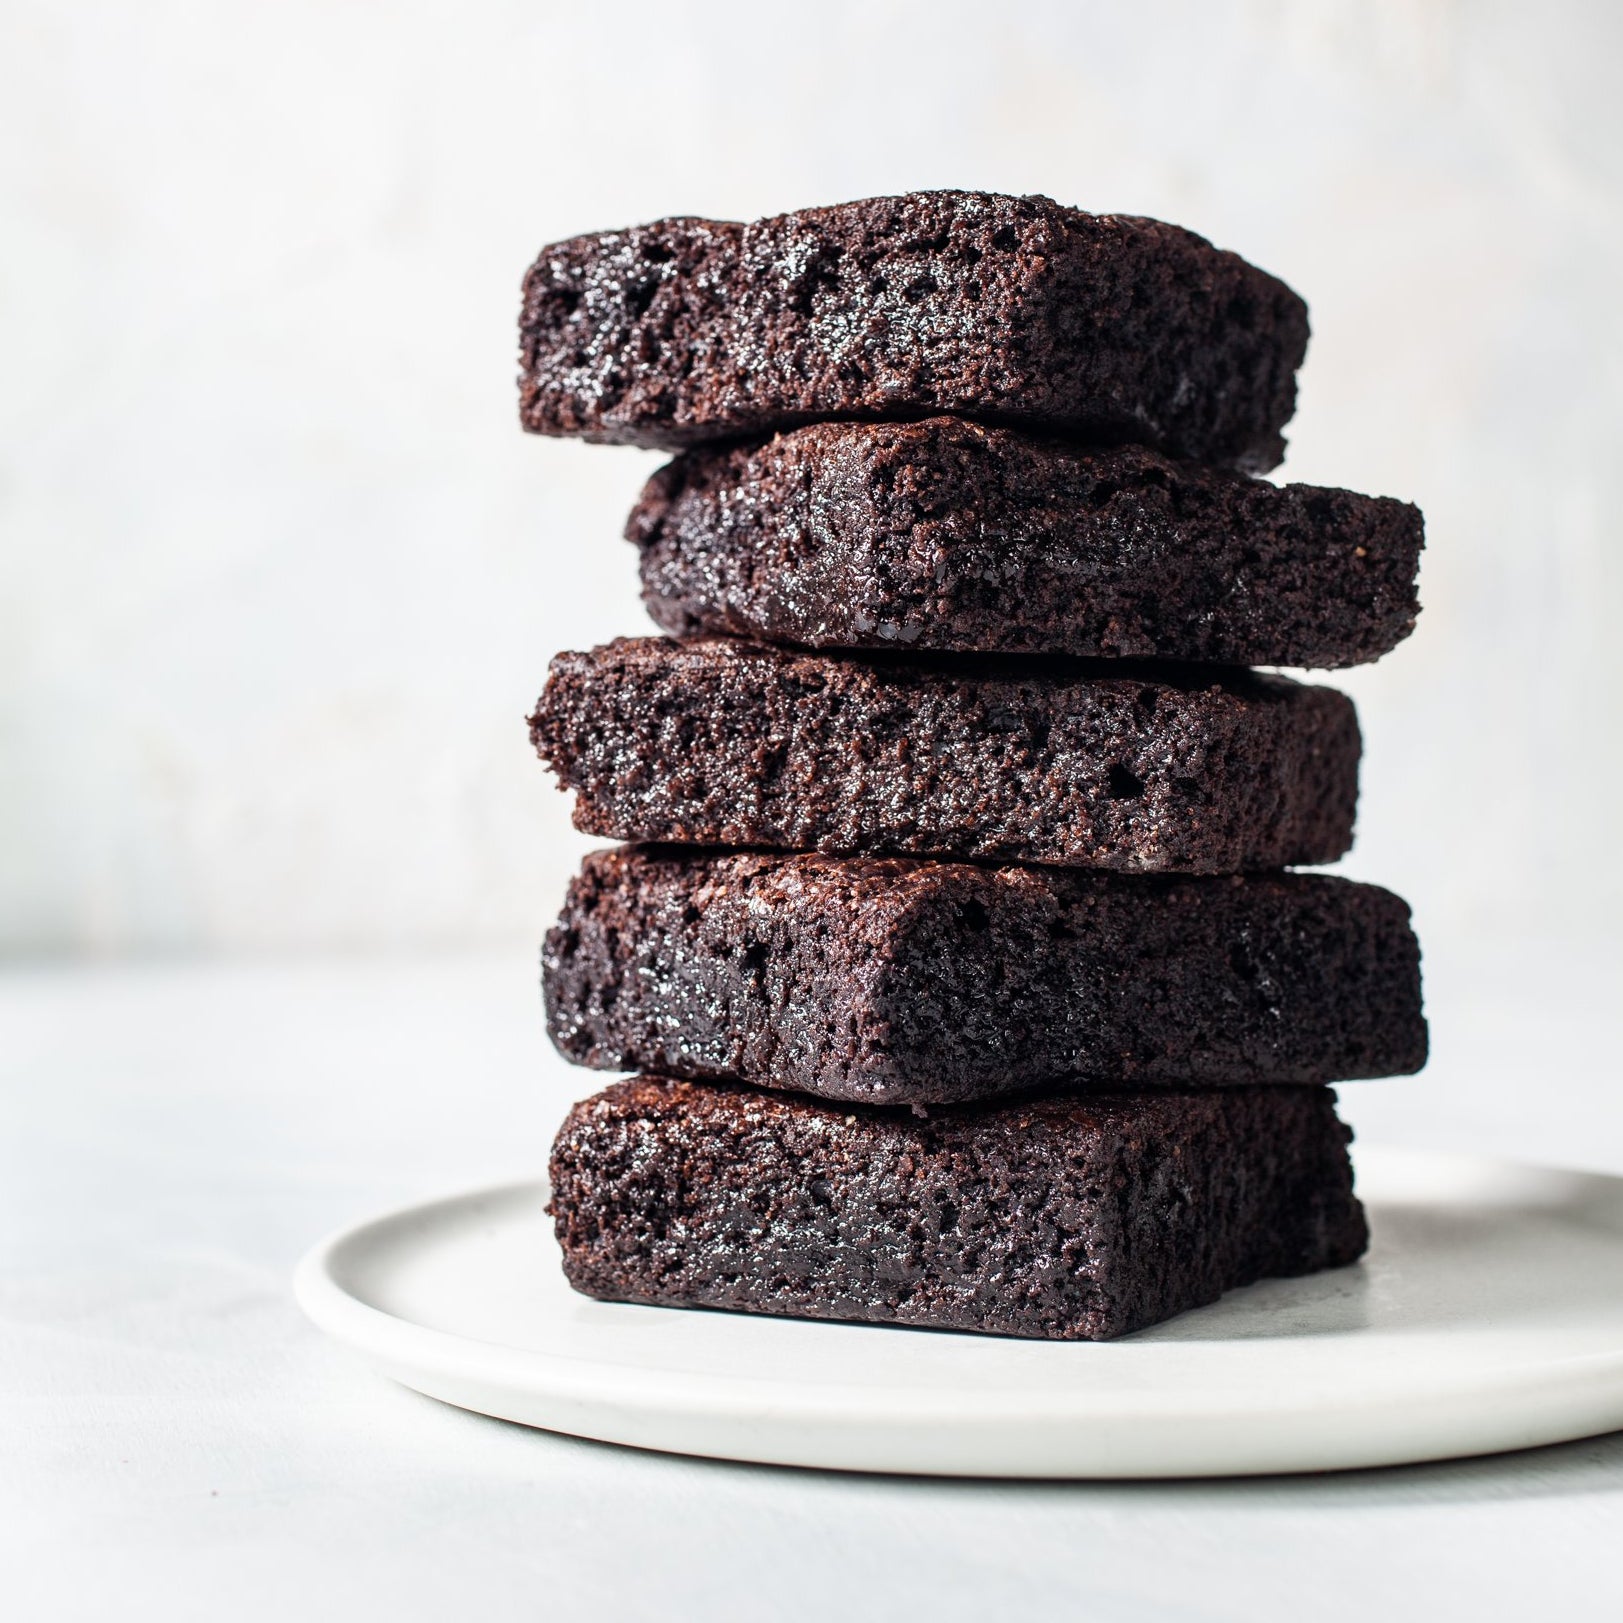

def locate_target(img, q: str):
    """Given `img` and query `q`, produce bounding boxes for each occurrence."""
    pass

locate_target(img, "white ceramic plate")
[295,1146,1623,1478]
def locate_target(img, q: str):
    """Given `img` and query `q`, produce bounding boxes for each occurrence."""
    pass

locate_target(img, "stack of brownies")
[519,191,1427,1341]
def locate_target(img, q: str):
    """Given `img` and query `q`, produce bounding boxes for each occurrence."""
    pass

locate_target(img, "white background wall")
[5,0,1622,963]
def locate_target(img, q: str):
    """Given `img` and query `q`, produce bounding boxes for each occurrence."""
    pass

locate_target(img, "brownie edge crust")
[548,1078,1369,1341]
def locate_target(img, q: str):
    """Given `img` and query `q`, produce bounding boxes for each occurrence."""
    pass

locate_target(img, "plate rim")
[293,1145,1623,1477]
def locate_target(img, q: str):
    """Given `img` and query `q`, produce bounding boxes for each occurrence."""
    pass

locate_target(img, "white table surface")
[5,943,1622,1620]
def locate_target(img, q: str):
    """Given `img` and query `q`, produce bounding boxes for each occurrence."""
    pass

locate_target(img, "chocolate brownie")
[543,848,1427,1106]
[630,419,1424,668]
[548,1077,1369,1340]
[529,638,1361,874]
[519,191,1308,471]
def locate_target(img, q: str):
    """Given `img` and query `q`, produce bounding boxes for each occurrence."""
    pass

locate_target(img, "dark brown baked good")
[519,191,1308,471]
[548,1077,1369,1340]
[529,637,1360,874]
[630,418,1423,668]
[543,848,1427,1106]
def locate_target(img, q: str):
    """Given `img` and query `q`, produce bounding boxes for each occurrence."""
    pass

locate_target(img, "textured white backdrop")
[4,0,1622,958]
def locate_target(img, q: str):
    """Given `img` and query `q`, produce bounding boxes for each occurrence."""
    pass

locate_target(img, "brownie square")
[549,1077,1369,1340]
[630,419,1423,669]
[544,848,1427,1107]
[529,638,1361,874]
[519,191,1308,471]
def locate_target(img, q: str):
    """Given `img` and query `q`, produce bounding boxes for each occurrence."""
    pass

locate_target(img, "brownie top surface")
[627,415,1419,534]
[546,633,1303,702]
[574,841,1405,914]
[538,190,1281,274]
[576,1072,1340,1140]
